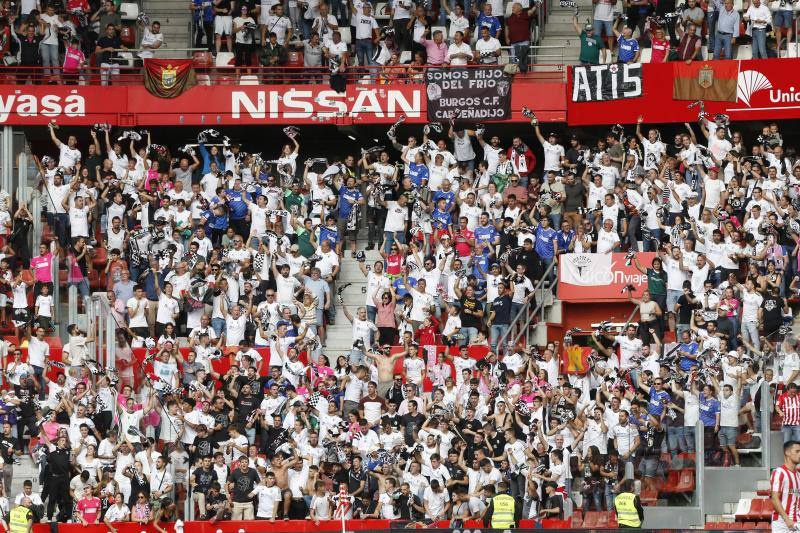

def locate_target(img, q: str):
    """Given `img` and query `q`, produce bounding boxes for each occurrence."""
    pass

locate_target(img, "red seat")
[193,51,214,68]
[757,522,771,530]
[674,468,696,493]
[756,490,770,496]
[736,498,754,521]
[91,246,107,268]
[660,470,682,494]
[640,486,659,506]
[582,511,602,528]
[756,498,772,520]
[606,511,618,528]
[120,25,136,47]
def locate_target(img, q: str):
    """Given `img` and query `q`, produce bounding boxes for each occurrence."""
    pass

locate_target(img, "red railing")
[0,64,565,86]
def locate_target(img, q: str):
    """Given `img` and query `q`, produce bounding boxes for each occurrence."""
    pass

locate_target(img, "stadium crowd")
[0,109,793,528]
[576,0,797,64]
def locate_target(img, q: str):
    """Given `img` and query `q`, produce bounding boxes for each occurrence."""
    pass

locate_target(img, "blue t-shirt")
[431,208,451,230]
[678,342,699,371]
[474,224,498,245]
[408,162,429,189]
[618,35,639,63]
[471,251,490,281]
[476,13,501,36]
[393,276,416,298]
[319,225,340,246]
[201,209,228,231]
[534,226,557,259]
[193,0,215,22]
[556,230,575,253]
[224,189,249,220]
[338,186,362,220]
[699,392,720,427]
[432,190,456,211]
[648,386,671,417]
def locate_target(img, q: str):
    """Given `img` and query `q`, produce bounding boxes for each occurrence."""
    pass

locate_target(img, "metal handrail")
[496,258,558,351]
[0,63,566,84]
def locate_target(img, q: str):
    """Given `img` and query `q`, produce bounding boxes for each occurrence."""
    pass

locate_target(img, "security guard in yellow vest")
[486,482,520,529]
[614,479,644,528]
[6,497,33,533]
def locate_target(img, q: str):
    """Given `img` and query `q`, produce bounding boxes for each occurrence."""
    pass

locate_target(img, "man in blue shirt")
[336,176,365,257]
[224,176,250,240]
[641,378,671,419]
[476,3,502,38]
[555,220,575,257]
[474,213,500,247]
[613,22,640,63]
[200,203,229,247]
[699,383,721,431]
[192,0,215,51]
[534,216,558,281]
[319,214,340,248]
[432,183,456,212]
[677,329,699,371]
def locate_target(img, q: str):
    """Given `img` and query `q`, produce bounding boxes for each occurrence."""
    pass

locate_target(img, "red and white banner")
[0,79,566,126]
[567,58,800,125]
[558,252,655,302]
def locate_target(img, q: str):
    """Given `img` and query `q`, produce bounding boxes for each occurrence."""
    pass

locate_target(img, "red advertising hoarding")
[567,58,800,125]
[0,79,566,126]
[558,252,656,302]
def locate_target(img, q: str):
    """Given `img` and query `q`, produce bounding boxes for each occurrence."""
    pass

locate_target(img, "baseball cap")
[290,244,299,252]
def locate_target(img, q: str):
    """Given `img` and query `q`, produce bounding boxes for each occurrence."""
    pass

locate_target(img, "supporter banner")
[143,59,196,98]
[571,63,643,102]
[558,252,656,302]
[0,79,564,124]
[562,345,593,375]
[424,67,512,121]
[672,61,738,102]
[567,58,800,125]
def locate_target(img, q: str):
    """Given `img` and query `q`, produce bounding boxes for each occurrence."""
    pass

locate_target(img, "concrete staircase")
[538,0,595,64]
[142,0,193,56]
[323,249,382,354]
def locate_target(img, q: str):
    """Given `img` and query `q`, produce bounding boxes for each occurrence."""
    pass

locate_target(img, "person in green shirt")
[633,254,668,328]
[283,183,304,214]
[573,14,601,65]
[291,215,317,258]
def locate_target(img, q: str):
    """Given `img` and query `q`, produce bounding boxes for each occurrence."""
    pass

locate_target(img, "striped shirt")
[779,393,800,427]
[771,464,800,523]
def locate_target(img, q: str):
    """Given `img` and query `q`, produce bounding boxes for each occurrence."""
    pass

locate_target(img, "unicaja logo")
[737,70,772,107]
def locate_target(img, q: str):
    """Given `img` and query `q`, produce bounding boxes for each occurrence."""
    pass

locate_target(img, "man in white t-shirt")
[447,30,472,66]
[532,121,565,173]
[263,4,293,45]
[474,26,500,63]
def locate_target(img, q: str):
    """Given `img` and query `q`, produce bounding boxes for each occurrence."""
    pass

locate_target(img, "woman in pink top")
[372,285,397,346]
[62,38,85,84]
[312,355,334,388]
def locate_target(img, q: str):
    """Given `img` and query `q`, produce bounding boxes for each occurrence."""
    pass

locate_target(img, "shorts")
[774,10,794,28]
[592,19,614,42]
[718,426,738,446]
[215,15,233,35]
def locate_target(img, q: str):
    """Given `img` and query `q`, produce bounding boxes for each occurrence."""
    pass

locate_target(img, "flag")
[672,61,738,102]
[562,345,593,375]
[143,59,196,98]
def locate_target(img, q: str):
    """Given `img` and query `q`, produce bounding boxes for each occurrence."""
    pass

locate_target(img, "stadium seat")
[582,511,603,528]
[91,246,107,269]
[735,498,754,521]
[215,52,235,67]
[431,25,447,40]
[239,75,259,85]
[639,48,652,63]
[120,26,136,48]
[193,51,214,68]
[399,50,412,63]
[119,2,139,20]
[661,470,681,494]
[673,468,696,493]
[757,522,770,530]
[375,3,391,19]
[735,44,752,60]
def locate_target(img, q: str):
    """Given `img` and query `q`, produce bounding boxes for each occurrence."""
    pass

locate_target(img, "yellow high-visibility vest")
[615,492,642,528]
[491,493,516,529]
[9,506,31,533]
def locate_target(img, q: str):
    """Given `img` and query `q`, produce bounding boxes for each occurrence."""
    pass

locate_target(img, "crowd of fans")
[0,109,792,529]
[187,0,540,72]
[576,0,796,64]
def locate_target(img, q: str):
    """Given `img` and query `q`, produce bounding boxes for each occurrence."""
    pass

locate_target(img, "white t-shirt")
[254,485,282,518]
[126,297,149,328]
[447,42,472,66]
[742,290,763,323]
[156,294,180,325]
[354,14,378,39]
[69,206,90,237]
[542,141,565,172]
